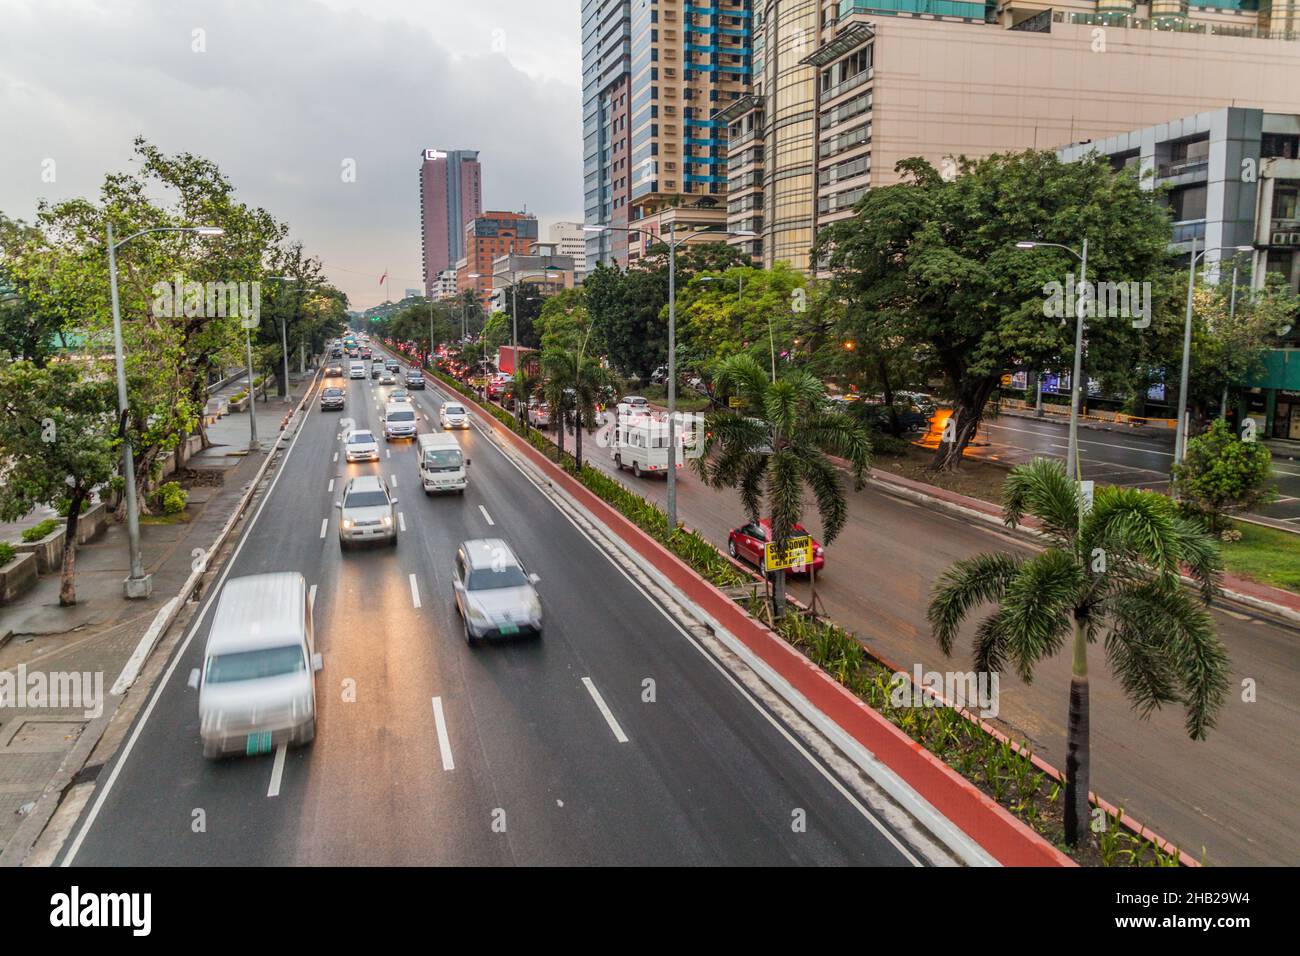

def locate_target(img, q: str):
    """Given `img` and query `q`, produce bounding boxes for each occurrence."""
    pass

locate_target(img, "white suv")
[349,361,366,379]
[336,475,397,548]
[440,402,469,430]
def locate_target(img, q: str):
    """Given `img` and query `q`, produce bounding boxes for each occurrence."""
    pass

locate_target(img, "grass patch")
[1220,520,1300,593]
[871,442,1009,505]
[139,512,192,526]
[640,384,711,413]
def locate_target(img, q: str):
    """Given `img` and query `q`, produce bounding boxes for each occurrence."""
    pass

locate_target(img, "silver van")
[418,432,470,494]
[194,572,322,759]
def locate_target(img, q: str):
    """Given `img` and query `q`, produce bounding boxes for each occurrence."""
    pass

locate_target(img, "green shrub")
[21,518,59,542]
[157,481,188,514]
[1173,419,1275,533]
[0,542,15,565]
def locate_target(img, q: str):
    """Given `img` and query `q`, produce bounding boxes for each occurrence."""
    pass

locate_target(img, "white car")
[453,538,542,644]
[343,428,380,462]
[349,362,366,379]
[336,475,397,548]
[440,402,470,430]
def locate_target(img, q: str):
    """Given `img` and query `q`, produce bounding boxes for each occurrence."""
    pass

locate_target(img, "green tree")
[535,287,593,355]
[679,261,807,370]
[0,361,118,605]
[928,458,1229,847]
[694,354,871,616]
[817,152,1174,472]
[1173,419,1275,534]
[540,346,614,469]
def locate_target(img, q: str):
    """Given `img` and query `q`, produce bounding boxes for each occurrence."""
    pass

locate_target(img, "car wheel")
[201,739,222,760]
[299,718,316,746]
[632,461,642,478]
[727,539,737,558]
[614,454,622,470]
[463,617,477,647]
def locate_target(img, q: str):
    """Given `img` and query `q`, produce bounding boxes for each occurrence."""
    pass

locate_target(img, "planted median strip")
[426,361,1194,867]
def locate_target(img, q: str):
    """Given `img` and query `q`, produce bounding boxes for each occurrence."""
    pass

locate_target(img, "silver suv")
[452,539,542,644]
[336,475,397,548]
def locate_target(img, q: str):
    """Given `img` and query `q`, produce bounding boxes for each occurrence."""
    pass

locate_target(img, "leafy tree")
[535,287,593,355]
[0,361,118,605]
[1173,419,1275,534]
[817,152,1174,472]
[0,214,72,366]
[928,458,1229,847]
[678,261,806,369]
[694,354,871,616]
[540,346,614,469]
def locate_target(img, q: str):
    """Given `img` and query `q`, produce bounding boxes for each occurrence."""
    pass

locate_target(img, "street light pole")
[105,221,223,599]
[244,325,260,452]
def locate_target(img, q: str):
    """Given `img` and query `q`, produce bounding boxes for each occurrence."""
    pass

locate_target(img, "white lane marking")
[582,677,629,743]
[431,696,455,771]
[63,369,326,866]
[332,451,338,463]
[327,478,334,493]
[478,505,494,526]
[398,512,406,532]
[984,422,1175,458]
[309,584,317,611]
[267,744,287,797]
[390,472,397,486]
[319,518,328,539]
[409,573,421,608]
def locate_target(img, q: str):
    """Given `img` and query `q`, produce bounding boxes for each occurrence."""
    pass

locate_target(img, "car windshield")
[324,388,342,396]
[388,410,415,422]
[445,405,465,415]
[347,431,374,444]
[424,449,462,467]
[344,489,389,508]
[467,565,529,590]
[205,645,304,684]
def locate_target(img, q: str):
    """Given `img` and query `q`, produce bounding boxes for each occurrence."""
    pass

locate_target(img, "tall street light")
[585,223,754,531]
[1016,239,1088,482]
[106,221,224,599]
[266,275,306,402]
[1173,239,1254,465]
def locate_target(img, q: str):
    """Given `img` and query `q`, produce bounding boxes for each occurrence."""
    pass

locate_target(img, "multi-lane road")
[550,401,1300,866]
[57,347,942,867]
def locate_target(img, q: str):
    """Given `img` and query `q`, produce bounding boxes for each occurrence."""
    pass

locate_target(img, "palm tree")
[928,458,1229,847]
[506,365,538,427]
[541,347,615,469]
[694,354,871,616]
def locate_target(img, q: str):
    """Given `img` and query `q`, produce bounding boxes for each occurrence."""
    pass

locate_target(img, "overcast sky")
[0,0,583,309]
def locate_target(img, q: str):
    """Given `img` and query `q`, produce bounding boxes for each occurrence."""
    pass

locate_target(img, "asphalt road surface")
[551,404,1300,866]
[59,354,926,867]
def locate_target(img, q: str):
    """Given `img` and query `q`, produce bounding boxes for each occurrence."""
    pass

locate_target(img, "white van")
[610,402,687,478]
[418,432,470,494]
[194,572,322,759]
[383,401,417,441]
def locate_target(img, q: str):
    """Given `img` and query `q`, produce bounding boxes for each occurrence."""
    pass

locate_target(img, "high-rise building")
[583,0,755,270]
[457,211,539,311]
[720,0,1300,273]
[419,148,483,295]
[549,221,589,280]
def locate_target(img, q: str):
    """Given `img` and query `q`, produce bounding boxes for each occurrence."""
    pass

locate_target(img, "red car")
[727,520,825,575]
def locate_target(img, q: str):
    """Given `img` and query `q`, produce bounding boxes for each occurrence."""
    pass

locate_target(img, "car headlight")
[381,515,392,527]
[466,604,487,622]
[342,519,353,529]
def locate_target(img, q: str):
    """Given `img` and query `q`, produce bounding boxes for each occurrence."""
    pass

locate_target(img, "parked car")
[620,395,649,409]
[343,428,380,462]
[452,538,542,645]
[336,474,397,548]
[319,386,345,411]
[727,519,825,576]
[194,572,321,759]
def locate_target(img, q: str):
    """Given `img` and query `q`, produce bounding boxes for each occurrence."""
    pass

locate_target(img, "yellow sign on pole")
[728,396,742,409]
[764,535,814,573]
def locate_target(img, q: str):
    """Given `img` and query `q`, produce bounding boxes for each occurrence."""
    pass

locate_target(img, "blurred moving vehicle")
[195,572,322,759]
[440,401,470,430]
[319,386,345,411]
[452,538,542,645]
[343,428,379,462]
[418,432,469,494]
[727,519,825,575]
[336,474,397,547]
[383,401,417,441]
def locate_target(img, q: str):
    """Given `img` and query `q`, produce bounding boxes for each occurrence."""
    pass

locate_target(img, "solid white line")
[478,504,494,526]
[431,696,454,770]
[63,369,324,866]
[319,518,328,539]
[581,677,629,743]
[409,573,421,608]
[327,478,334,493]
[267,744,287,797]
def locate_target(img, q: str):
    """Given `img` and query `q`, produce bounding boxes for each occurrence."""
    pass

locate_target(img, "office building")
[457,211,539,311]
[719,0,1300,272]
[549,221,590,280]
[419,148,483,294]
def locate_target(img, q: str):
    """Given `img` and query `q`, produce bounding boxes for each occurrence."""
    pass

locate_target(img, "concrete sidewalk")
[0,368,317,860]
